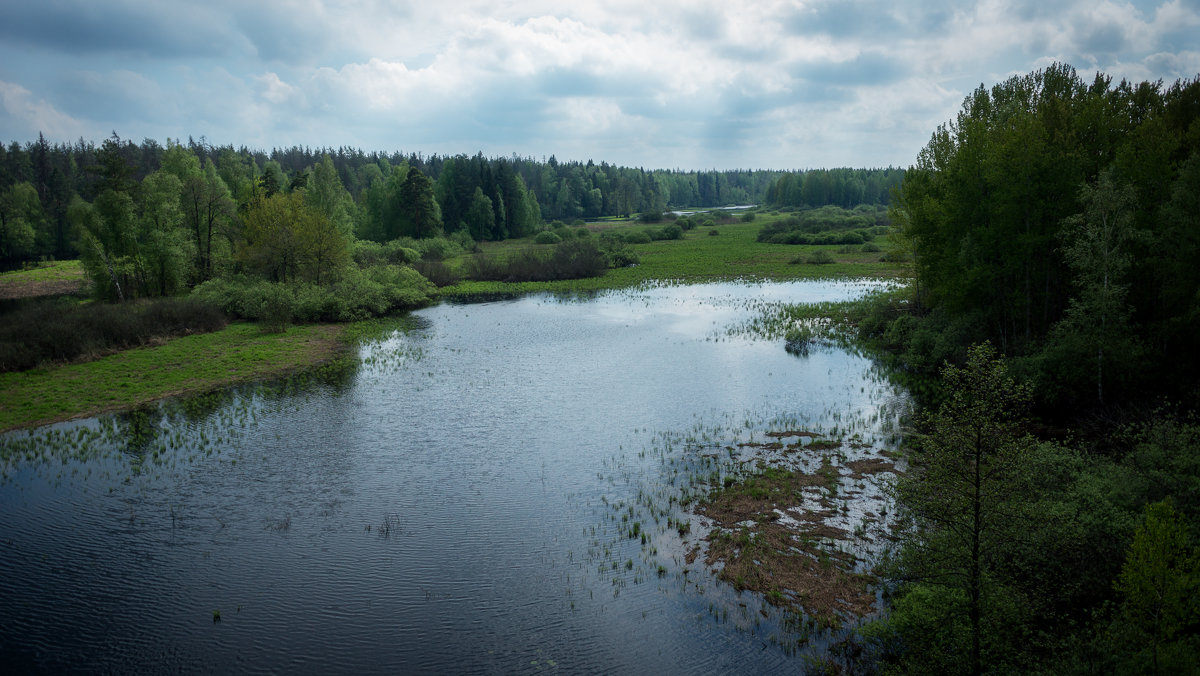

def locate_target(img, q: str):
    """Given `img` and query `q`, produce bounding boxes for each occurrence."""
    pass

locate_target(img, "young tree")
[1054,169,1140,404]
[892,343,1035,675]
[1113,500,1200,674]
[464,186,494,241]
[0,182,42,266]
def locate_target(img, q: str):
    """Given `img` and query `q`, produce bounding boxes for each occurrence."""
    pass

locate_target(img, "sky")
[0,0,1198,170]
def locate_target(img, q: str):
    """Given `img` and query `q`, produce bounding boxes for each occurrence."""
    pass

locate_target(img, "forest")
[846,63,1200,673]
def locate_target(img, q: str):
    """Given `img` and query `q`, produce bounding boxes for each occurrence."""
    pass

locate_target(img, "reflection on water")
[0,281,906,673]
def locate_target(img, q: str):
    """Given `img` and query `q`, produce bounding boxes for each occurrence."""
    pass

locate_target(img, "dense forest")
[851,63,1200,673]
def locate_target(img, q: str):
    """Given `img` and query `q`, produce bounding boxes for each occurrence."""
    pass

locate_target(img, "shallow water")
[0,280,906,674]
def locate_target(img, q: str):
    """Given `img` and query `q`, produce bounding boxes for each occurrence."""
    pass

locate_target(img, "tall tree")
[397,168,441,239]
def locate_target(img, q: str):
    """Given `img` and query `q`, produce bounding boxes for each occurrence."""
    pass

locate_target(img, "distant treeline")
[763,167,905,209]
[0,136,903,269]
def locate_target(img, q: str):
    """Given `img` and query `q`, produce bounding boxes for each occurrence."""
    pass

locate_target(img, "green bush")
[608,248,640,268]
[0,296,227,372]
[807,250,835,264]
[638,211,663,223]
[535,230,563,244]
[676,217,695,230]
[708,229,719,236]
[861,242,882,253]
[573,227,591,239]
[622,230,652,244]
[658,224,683,240]
[740,212,756,222]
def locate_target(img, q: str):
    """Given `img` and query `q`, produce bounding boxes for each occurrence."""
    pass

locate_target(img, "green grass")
[0,259,84,283]
[439,216,901,298]
[0,322,346,432]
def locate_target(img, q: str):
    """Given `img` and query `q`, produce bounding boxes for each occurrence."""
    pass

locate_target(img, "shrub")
[413,259,461,287]
[708,229,719,236]
[658,224,683,240]
[807,250,835,264]
[622,230,652,244]
[415,237,458,261]
[548,238,607,279]
[861,242,882,253]
[0,296,227,372]
[573,227,591,239]
[638,211,663,223]
[676,217,695,230]
[740,212,756,222]
[608,248,640,268]
[535,230,562,245]
[256,283,295,332]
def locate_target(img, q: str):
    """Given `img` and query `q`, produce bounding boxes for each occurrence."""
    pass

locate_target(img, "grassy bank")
[0,322,346,432]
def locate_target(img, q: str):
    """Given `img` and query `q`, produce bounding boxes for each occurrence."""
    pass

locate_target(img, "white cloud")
[0,80,86,139]
[1,0,1197,168]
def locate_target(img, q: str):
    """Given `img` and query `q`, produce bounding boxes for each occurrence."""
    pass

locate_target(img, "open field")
[0,260,86,299]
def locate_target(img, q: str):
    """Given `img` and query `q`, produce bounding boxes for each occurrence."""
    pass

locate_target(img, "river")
[0,280,907,674]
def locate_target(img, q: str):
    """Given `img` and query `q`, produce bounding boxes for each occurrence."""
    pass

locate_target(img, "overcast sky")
[1,1,1197,170]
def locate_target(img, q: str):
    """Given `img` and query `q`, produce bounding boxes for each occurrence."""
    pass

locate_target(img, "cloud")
[0,80,86,139]
[0,0,1197,169]
[0,0,245,59]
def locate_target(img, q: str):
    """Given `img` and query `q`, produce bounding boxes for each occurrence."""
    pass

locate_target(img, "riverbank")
[0,322,347,432]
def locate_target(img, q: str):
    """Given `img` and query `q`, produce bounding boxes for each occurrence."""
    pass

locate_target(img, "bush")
[658,224,683,240]
[608,248,640,268]
[0,296,228,372]
[622,230,652,244]
[807,250,835,264]
[708,229,719,236]
[415,237,458,261]
[461,239,608,282]
[676,217,695,230]
[638,211,663,223]
[573,227,591,239]
[740,212,756,222]
[256,283,295,333]
[535,230,563,245]
[861,242,882,253]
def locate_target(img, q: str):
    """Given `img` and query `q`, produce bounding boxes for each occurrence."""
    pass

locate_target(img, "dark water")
[1,281,907,674]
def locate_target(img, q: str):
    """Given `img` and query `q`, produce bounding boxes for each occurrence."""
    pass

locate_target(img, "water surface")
[1,281,906,673]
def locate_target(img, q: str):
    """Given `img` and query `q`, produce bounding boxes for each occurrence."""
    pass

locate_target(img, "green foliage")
[0,296,226,372]
[1111,500,1200,674]
[0,182,42,266]
[806,250,834,265]
[460,238,607,283]
[622,230,652,244]
[191,266,435,325]
[888,344,1036,674]
[239,192,350,285]
[534,230,562,244]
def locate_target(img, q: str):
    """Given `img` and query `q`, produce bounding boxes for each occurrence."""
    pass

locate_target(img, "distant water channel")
[1,280,907,674]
